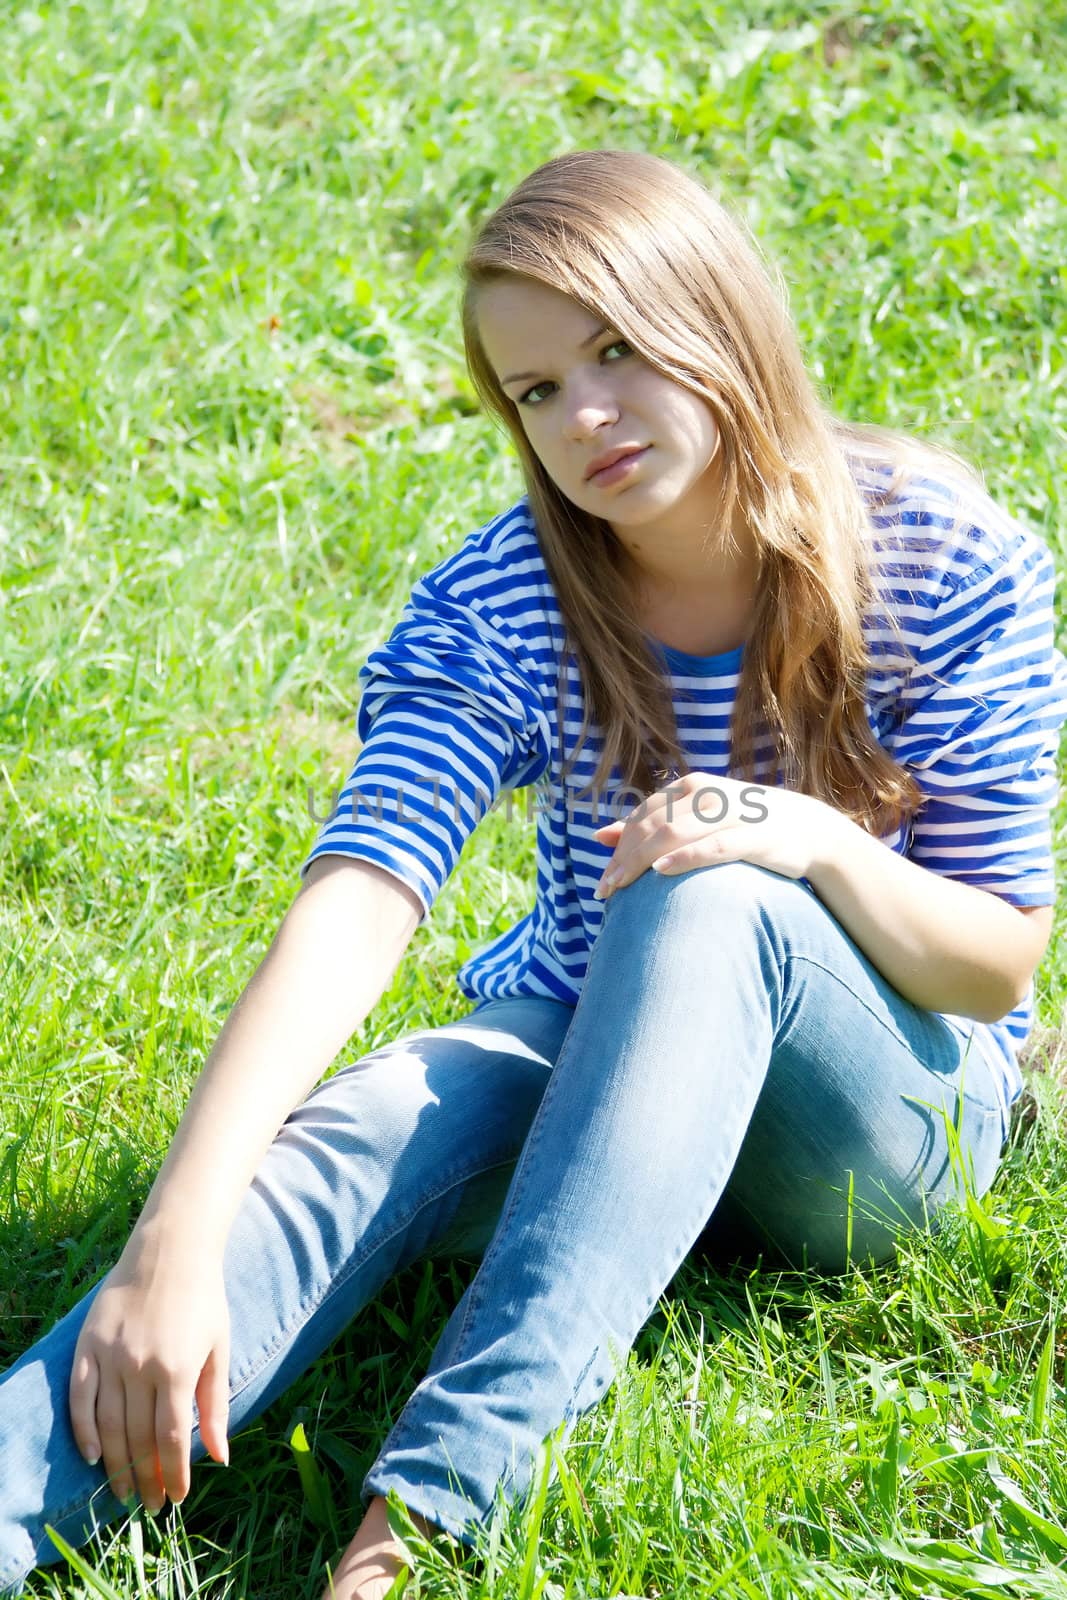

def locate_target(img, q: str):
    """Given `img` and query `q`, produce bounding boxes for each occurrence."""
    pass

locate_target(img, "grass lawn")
[2,0,1067,1594]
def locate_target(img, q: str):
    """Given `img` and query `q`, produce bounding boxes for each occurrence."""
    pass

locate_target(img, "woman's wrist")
[123,1202,229,1272]
[801,796,856,881]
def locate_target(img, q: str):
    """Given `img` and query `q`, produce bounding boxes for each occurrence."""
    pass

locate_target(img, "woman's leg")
[364,861,1006,1542]
[0,998,574,1595]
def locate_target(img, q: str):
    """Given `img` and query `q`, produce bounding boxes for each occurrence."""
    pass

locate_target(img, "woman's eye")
[514,343,630,406]
[518,381,555,406]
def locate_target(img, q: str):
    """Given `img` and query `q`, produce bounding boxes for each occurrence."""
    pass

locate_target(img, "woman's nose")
[563,378,619,440]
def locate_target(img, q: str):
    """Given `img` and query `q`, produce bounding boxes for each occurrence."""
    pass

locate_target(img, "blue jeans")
[0,863,1008,1591]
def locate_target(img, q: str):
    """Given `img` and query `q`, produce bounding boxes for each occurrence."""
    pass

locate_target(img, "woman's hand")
[69,1228,230,1512]
[593,772,841,897]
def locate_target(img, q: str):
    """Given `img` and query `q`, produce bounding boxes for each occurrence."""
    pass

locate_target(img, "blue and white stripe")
[304,467,1067,1121]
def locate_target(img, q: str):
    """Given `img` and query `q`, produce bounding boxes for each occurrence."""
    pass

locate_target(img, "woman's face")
[476,276,723,542]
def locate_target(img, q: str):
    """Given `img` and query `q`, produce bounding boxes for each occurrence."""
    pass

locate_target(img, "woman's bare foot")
[321,1494,435,1600]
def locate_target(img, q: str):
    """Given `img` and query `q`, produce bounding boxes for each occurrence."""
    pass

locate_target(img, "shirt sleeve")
[300,575,553,920]
[892,539,1067,906]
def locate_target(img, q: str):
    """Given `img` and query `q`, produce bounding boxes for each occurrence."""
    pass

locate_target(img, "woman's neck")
[613,491,761,590]
[617,521,763,656]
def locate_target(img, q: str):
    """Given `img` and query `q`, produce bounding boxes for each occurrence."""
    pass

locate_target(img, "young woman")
[2,149,1065,1600]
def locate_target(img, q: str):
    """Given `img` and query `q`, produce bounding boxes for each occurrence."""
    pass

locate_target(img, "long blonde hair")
[462,149,960,836]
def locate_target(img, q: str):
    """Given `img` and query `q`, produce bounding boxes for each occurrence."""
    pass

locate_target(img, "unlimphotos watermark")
[306,774,770,829]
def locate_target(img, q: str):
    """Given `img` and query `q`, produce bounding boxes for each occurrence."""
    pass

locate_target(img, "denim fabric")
[0,863,1007,1590]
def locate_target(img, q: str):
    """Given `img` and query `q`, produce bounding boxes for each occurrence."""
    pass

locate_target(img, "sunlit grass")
[2,0,1066,1594]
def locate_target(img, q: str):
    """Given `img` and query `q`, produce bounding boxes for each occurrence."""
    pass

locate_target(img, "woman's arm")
[69,856,422,1511]
[130,855,422,1246]
[805,808,1053,1024]
[595,778,1052,1024]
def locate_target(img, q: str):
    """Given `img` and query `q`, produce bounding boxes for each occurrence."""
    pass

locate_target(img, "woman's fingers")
[124,1378,166,1512]
[155,1381,194,1503]
[94,1370,133,1501]
[65,1267,233,1510]
[195,1339,231,1468]
[68,1346,102,1466]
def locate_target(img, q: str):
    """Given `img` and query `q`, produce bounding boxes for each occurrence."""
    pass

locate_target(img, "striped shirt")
[304,465,1067,1124]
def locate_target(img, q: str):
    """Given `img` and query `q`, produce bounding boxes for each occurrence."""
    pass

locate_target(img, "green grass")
[3,0,1067,1594]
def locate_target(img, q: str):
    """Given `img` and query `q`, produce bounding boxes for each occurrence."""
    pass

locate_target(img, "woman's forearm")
[806,806,1048,1024]
[127,857,422,1262]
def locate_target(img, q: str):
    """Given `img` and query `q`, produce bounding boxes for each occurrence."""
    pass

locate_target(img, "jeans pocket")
[958,1097,1007,1202]
[943,1019,1008,1119]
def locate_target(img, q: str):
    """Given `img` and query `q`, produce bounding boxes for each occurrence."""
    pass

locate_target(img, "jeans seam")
[227,1145,524,1402]
[782,952,1001,1112]
[431,891,664,1369]
[400,900,774,1400]
[379,979,748,1463]
[412,1007,585,1384]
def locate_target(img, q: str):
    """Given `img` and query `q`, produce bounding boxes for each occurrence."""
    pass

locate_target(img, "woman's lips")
[588,447,650,486]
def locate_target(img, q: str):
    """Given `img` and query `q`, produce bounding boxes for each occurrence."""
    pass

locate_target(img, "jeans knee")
[603,859,809,940]
[287,1048,443,1161]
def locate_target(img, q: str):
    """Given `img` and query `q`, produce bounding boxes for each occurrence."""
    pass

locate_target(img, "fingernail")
[651,855,674,872]
[84,1450,100,1467]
